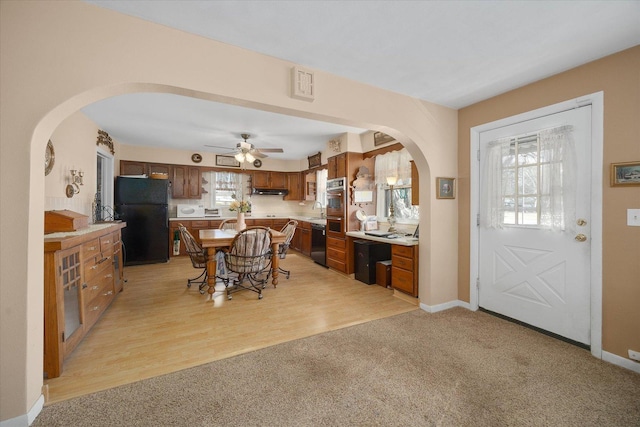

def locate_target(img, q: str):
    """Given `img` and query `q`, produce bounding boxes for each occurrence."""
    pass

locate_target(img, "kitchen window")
[377,182,419,224]
[205,171,250,209]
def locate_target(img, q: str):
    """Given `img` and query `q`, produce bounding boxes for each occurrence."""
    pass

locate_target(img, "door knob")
[575,234,587,242]
[577,218,587,226]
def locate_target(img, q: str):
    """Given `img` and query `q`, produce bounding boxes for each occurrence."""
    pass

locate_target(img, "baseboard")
[602,351,640,374]
[0,394,43,427]
[419,299,472,313]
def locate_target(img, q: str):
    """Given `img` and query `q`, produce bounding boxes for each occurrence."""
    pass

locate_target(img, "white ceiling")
[82,0,640,160]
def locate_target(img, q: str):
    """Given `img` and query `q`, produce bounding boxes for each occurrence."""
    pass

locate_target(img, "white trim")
[420,299,472,313]
[0,394,43,427]
[470,92,604,358]
[602,351,640,374]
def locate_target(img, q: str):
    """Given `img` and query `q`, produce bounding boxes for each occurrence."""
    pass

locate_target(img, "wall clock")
[253,159,263,168]
[191,153,202,163]
[45,140,55,176]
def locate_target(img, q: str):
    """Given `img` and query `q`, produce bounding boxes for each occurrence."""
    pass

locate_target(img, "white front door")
[478,106,592,345]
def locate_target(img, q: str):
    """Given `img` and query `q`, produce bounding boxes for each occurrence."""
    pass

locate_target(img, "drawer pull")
[102,290,113,296]
[105,274,113,279]
[92,285,99,290]
[88,246,97,251]
[91,306,100,311]
[90,265,98,270]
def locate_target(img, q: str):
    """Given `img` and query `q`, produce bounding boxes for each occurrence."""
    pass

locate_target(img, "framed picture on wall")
[610,161,640,186]
[373,132,395,146]
[308,152,322,169]
[436,177,456,199]
[216,155,240,168]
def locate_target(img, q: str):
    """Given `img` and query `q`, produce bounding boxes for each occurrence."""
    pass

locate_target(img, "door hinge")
[476,278,480,290]
[477,149,480,161]
[476,213,480,227]
[61,331,65,342]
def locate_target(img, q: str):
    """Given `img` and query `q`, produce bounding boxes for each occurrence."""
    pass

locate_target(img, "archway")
[32,81,433,397]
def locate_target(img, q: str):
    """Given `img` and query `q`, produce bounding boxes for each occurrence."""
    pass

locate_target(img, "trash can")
[376,260,392,288]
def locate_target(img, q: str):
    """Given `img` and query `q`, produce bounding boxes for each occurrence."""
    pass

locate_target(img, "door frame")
[469,92,603,358]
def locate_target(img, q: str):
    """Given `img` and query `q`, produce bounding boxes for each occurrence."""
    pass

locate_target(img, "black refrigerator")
[115,177,169,266]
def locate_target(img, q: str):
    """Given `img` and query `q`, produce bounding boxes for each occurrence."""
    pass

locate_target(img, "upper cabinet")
[120,160,171,178]
[252,171,287,189]
[172,165,201,199]
[327,153,347,179]
[120,160,148,176]
[284,172,302,201]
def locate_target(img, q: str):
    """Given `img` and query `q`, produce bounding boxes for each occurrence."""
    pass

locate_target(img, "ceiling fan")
[205,133,283,162]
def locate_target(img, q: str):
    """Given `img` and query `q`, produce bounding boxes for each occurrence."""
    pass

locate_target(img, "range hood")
[252,188,289,196]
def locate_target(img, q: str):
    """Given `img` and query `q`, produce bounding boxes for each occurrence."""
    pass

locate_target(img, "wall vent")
[291,66,315,101]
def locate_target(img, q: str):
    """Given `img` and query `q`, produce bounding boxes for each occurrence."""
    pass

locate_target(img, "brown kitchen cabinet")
[252,170,287,189]
[120,160,171,177]
[391,244,419,297]
[295,221,312,256]
[44,222,125,378]
[284,172,302,201]
[327,153,347,180]
[120,160,148,176]
[172,165,201,199]
[326,218,348,273]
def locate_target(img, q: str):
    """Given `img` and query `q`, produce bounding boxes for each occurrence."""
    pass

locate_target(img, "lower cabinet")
[327,236,347,273]
[391,244,419,297]
[44,223,125,379]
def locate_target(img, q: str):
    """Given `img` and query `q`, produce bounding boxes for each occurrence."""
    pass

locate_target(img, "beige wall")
[45,111,104,216]
[458,46,640,360]
[0,1,457,421]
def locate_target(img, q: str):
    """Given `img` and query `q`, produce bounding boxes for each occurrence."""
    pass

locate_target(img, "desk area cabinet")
[391,244,419,297]
[44,222,125,379]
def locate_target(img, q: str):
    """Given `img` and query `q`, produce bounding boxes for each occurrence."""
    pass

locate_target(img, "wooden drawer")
[83,238,101,259]
[83,255,112,283]
[327,257,347,273]
[83,272,115,307]
[209,220,223,229]
[301,221,311,230]
[392,255,413,271]
[327,246,346,262]
[327,237,346,250]
[191,220,209,228]
[99,233,115,252]
[392,266,414,294]
[392,245,414,258]
[83,287,114,329]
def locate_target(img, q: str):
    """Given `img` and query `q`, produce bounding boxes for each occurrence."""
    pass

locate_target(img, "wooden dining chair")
[223,226,271,300]
[266,220,298,280]
[177,223,208,294]
[219,218,237,230]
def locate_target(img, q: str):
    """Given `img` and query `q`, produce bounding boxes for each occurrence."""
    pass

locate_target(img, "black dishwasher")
[311,223,327,267]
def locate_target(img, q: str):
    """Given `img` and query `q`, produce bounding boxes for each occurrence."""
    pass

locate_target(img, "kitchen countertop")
[170,215,327,226]
[346,231,419,246]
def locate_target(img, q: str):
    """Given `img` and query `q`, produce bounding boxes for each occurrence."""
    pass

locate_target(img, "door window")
[482,125,576,231]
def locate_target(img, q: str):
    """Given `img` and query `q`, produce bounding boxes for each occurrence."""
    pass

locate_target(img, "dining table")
[199,228,287,297]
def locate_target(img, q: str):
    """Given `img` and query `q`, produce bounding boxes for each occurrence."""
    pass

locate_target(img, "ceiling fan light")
[234,152,244,162]
[245,152,255,163]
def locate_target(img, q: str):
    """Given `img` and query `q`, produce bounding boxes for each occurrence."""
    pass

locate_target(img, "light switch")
[628,209,640,226]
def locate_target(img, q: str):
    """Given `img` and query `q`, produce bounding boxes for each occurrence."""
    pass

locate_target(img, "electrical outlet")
[629,349,640,362]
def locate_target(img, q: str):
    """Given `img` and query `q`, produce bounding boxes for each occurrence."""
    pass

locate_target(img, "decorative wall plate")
[45,140,55,176]
[191,153,202,163]
[253,159,263,168]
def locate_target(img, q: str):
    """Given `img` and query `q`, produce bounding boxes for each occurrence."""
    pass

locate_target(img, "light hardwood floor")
[44,252,418,404]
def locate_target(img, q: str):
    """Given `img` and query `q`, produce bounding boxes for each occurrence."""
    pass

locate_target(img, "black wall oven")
[326,177,346,218]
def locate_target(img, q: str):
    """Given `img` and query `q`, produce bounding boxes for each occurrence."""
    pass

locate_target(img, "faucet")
[312,201,326,218]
